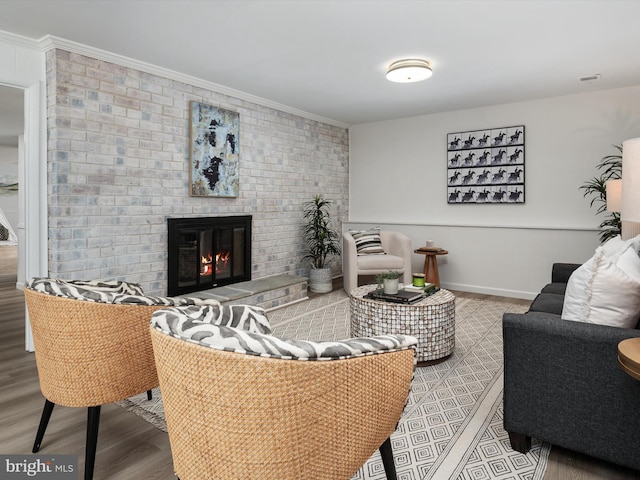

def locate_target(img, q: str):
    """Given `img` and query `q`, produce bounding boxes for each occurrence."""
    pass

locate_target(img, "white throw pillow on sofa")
[561,241,640,328]
[601,235,625,257]
[601,234,640,261]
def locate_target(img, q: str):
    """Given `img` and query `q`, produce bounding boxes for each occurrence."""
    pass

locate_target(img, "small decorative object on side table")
[618,337,640,381]
[414,247,448,287]
[375,270,402,295]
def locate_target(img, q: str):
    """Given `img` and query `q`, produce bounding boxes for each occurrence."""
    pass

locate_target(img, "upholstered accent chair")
[24,277,223,480]
[150,304,417,480]
[342,229,412,294]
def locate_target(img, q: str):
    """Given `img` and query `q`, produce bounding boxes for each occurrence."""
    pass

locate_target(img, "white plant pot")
[309,267,333,293]
[383,278,399,294]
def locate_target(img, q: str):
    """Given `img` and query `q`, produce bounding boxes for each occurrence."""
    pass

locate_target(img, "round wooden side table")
[414,249,448,287]
[618,337,640,381]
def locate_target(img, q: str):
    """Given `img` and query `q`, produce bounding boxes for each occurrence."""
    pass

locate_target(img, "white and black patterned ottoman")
[350,284,456,363]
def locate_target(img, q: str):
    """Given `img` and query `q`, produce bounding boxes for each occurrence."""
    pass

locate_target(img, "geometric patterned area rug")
[117,289,550,480]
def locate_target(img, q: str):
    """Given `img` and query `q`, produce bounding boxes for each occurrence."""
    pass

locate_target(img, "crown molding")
[0,29,41,49]
[35,34,349,129]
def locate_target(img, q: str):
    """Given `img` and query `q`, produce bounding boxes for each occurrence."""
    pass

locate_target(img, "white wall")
[0,145,19,232]
[349,86,640,298]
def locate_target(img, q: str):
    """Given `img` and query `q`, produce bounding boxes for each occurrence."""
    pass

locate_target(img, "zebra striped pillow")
[152,304,271,335]
[28,277,145,302]
[26,278,222,308]
[110,294,222,307]
[349,227,386,255]
[151,306,418,361]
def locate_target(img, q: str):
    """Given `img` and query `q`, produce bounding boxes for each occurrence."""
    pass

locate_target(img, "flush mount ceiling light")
[386,59,433,83]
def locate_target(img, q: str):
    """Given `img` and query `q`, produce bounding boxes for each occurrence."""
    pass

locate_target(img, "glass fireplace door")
[199,229,214,283]
[177,229,198,290]
[215,228,232,281]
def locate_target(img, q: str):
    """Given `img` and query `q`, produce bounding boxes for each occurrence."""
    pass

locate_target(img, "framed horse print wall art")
[447,125,524,204]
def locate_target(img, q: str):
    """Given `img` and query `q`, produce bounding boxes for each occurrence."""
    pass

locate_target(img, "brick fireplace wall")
[46,49,349,295]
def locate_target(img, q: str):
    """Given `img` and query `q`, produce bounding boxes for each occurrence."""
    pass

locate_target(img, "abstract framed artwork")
[189,101,239,197]
[447,125,525,204]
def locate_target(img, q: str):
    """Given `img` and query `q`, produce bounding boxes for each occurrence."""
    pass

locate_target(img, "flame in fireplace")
[201,254,213,275]
[200,251,231,276]
[216,250,231,273]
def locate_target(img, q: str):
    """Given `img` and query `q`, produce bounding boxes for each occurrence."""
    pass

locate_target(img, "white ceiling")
[1,0,640,127]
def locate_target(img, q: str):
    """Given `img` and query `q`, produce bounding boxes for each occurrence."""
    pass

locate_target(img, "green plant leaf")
[580,146,622,243]
[301,194,341,269]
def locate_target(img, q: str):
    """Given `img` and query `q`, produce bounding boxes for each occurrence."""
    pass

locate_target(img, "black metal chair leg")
[379,436,397,480]
[147,390,152,401]
[32,399,55,453]
[84,406,101,480]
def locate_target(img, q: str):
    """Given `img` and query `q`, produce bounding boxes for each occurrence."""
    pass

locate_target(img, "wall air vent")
[579,74,601,84]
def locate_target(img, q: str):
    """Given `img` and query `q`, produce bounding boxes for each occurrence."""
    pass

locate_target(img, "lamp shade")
[622,137,640,222]
[621,137,640,239]
[606,179,622,212]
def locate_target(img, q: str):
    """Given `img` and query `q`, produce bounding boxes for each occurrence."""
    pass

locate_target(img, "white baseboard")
[441,282,537,301]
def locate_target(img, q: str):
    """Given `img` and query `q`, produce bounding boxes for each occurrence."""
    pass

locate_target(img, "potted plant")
[580,145,622,243]
[302,194,341,293]
[376,270,402,294]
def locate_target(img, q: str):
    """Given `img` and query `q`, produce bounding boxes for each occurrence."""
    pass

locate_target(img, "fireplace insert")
[167,216,251,296]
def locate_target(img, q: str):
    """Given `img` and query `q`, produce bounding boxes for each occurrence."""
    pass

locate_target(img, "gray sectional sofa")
[503,262,640,472]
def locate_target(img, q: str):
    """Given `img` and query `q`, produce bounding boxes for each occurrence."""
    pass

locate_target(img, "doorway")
[0,85,23,251]
[0,82,45,351]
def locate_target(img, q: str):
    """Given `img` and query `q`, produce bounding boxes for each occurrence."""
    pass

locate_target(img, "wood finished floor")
[1,245,638,479]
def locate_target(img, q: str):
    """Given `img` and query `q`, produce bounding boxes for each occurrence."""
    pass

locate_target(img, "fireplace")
[167,216,251,296]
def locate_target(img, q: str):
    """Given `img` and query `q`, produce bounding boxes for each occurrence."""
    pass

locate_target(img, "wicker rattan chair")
[23,278,222,480]
[150,305,417,480]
